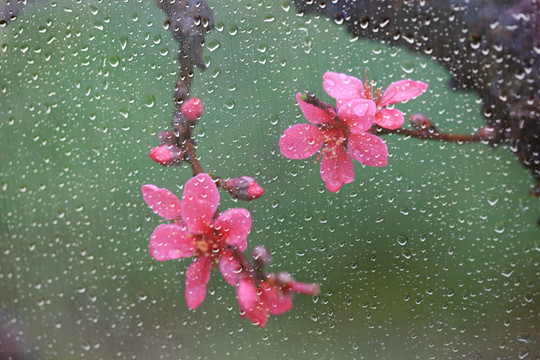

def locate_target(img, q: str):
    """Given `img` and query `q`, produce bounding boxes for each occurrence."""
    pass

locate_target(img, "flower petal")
[237,277,258,312]
[181,173,219,235]
[237,277,269,327]
[348,133,388,167]
[262,282,293,315]
[219,249,242,286]
[322,71,363,108]
[296,93,336,125]
[375,107,404,130]
[319,143,354,192]
[214,208,251,252]
[142,184,182,220]
[337,99,376,134]
[185,256,212,309]
[279,123,324,160]
[149,223,195,261]
[379,79,428,107]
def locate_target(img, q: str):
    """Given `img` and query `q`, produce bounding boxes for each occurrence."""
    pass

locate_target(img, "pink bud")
[252,245,272,270]
[224,176,264,201]
[409,113,433,130]
[477,124,499,142]
[181,97,203,121]
[149,144,184,166]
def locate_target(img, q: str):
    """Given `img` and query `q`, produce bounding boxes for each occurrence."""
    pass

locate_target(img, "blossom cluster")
[279,71,428,192]
[142,71,427,327]
[142,173,319,326]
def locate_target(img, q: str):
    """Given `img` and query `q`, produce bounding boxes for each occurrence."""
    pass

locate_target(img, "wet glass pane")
[1,0,538,358]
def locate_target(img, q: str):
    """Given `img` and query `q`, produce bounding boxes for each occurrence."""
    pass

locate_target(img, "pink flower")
[279,93,386,192]
[235,272,320,327]
[219,246,320,327]
[323,71,428,130]
[142,173,252,309]
[279,71,428,192]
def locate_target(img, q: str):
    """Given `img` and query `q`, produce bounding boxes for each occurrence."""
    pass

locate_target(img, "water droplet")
[517,332,530,343]
[214,21,224,32]
[396,235,407,246]
[207,39,220,52]
[264,15,275,22]
[281,1,291,12]
[224,99,235,109]
[257,43,267,53]
[144,94,155,108]
[119,108,129,119]
[494,221,505,234]
[108,55,119,67]
[269,113,279,125]
[90,5,99,15]
[119,35,128,50]
[137,291,148,301]
[400,60,414,74]
[487,194,499,206]
[93,21,104,31]
[501,266,514,277]
[518,347,529,359]
[228,25,238,36]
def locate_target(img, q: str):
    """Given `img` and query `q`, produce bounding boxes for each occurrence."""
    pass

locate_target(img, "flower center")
[314,124,347,163]
[363,71,383,104]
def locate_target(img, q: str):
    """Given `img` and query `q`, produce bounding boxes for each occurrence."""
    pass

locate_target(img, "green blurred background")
[1,0,538,358]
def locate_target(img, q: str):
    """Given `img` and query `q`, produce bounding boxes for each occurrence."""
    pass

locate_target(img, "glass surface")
[1,0,538,358]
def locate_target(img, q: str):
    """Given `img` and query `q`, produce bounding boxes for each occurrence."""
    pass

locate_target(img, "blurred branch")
[0,0,37,25]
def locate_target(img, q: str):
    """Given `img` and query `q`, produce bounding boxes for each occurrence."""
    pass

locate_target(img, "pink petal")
[185,256,212,309]
[288,281,320,296]
[296,93,336,125]
[142,184,182,220]
[237,277,258,312]
[181,173,219,235]
[379,79,428,107]
[279,124,325,160]
[214,208,251,252]
[237,277,269,327]
[219,249,242,286]
[337,99,376,134]
[319,143,354,192]
[322,71,363,108]
[261,283,293,315]
[347,133,388,167]
[375,107,404,130]
[149,223,195,261]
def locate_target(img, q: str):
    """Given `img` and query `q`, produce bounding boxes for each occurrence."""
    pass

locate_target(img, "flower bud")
[477,124,499,142]
[252,245,272,270]
[224,176,264,201]
[409,113,433,130]
[181,97,203,121]
[149,144,184,166]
